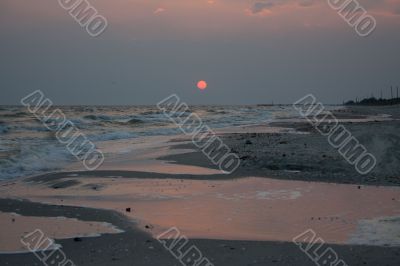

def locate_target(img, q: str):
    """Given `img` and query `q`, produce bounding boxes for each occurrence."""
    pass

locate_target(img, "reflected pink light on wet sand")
[0,212,122,253]
[3,176,399,245]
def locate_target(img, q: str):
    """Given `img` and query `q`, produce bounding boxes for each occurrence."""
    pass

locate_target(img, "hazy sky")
[1,0,399,105]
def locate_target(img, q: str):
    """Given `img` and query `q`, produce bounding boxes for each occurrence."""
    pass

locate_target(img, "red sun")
[197,80,207,90]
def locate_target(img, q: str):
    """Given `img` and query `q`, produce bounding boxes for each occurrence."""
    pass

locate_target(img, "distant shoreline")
[345,97,400,106]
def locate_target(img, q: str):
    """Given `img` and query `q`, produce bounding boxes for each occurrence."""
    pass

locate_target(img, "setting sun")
[197,80,207,90]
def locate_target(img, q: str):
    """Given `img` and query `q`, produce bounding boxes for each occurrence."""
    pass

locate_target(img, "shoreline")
[161,106,400,186]
[1,105,400,265]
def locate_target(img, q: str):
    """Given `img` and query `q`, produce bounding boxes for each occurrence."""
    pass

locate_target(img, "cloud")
[249,0,315,14]
[153,7,165,15]
[299,0,314,7]
[251,2,274,14]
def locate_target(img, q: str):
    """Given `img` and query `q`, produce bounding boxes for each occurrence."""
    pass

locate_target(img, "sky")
[1,0,399,105]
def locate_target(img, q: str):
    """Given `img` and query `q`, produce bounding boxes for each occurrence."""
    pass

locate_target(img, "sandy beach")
[2,0,399,264]
[0,105,399,265]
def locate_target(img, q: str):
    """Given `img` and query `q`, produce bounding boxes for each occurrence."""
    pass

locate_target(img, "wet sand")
[0,211,122,253]
[0,185,399,266]
[163,108,400,186]
[2,174,400,245]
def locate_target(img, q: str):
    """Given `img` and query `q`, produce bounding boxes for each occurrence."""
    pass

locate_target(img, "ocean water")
[0,105,302,180]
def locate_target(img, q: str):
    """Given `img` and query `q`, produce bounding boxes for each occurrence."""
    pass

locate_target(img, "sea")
[0,105,311,180]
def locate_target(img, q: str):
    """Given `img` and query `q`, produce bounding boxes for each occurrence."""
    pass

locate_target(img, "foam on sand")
[348,215,400,247]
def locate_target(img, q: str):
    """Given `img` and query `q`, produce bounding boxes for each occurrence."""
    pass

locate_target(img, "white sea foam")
[348,216,400,247]
[0,105,322,180]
